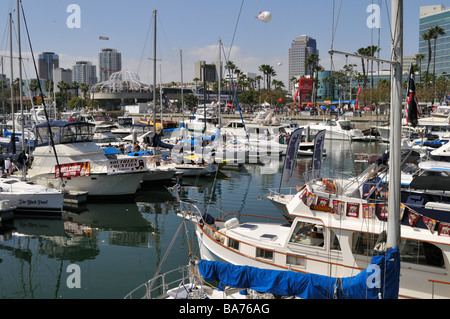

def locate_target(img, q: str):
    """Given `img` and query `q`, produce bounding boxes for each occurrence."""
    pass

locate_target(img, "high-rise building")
[194,61,221,82]
[419,5,450,77]
[73,61,97,85]
[98,48,121,82]
[288,35,318,91]
[53,68,72,91]
[38,52,59,80]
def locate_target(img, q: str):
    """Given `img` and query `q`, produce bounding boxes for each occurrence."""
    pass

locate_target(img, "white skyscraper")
[73,61,97,85]
[98,48,122,82]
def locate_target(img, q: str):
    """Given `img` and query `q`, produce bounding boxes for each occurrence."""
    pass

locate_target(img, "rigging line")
[227,0,245,62]
[137,14,153,75]
[148,216,186,292]
[330,0,343,50]
[384,0,394,50]
[19,0,64,183]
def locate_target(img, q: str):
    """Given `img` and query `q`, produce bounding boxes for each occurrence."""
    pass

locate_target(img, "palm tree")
[80,83,89,99]
[356,47,368,89]
[258,64,269,90]
[415,53,425,84]
[71,81,80,98]
[430,25,446,88]
[365,45,380,88]
[305,54,319,79]
[28,79,39,99]
[57,81,70,108]
[266,65,276,91]
[45,79,54,96]
[255,75,263,92]
[422,29,433,87]
[226,61,236,89]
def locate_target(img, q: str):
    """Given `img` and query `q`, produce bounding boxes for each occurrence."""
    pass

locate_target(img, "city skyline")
[0,0,449,90]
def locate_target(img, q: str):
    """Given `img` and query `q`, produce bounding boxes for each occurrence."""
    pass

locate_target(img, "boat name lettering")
[310,204,332,212]
[18,199,49,205]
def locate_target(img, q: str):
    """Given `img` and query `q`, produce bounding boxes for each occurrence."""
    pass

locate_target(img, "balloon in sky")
[256,11,272,23]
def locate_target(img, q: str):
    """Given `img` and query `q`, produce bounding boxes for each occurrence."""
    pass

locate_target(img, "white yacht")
[308,118,363,141]
[0,177,63,214]
[26,121,147,198]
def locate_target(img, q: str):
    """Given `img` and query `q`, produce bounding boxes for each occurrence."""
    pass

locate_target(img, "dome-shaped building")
[90,70,152,109]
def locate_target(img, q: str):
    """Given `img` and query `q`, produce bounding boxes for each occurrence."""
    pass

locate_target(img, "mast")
[17,0,26,178]
[180,49,184,124]
[386,0,402,249]
[9,13,15,153]
[152,9,157,134]
[218,38,222,128]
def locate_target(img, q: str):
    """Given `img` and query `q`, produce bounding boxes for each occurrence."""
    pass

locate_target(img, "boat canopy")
[35,121,95,146]
[409,176,450,191]
[199,248,400,299]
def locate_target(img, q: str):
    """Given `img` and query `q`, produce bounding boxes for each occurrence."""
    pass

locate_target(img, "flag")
[422,216,437,233]
[312,129,326,172]
[406,63,420,127]
[280,128,304,187]
[355,87,362,110]
[408,210,420,227]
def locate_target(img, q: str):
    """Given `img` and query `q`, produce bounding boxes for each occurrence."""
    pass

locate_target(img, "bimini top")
[35,121,95,146]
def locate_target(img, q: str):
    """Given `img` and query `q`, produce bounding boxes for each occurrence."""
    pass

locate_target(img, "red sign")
[55,162,90,178]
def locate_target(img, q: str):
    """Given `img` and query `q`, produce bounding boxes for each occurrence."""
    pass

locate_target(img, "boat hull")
[30,172,146,197]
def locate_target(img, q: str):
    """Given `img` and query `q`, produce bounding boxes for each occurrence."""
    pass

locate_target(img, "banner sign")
[107,158,147,174]
[55,162,90,178]
[280,128,304,187]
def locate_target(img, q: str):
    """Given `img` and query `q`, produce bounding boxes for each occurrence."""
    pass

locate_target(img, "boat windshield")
[35,121,95,146]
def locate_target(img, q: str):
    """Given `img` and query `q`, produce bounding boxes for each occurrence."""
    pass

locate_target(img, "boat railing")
[124,264,194,299]
[267,186,302,197]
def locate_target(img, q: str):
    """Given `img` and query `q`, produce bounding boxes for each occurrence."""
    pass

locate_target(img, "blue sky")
[0,0,449,87]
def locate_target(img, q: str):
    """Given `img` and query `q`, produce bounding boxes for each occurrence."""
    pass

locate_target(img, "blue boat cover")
[198,248,400,299]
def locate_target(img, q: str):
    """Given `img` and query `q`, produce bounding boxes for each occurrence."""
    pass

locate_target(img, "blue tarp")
[198,248,400,299]
[163,123,184,132]
[103,147,121,155]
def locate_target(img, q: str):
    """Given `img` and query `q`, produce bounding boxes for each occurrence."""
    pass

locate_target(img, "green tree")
[28,79,39,98]
[415,53,425,84]
[71,81,80,98]
[184,94,199,109]
[68,97,86,110]
[421,29,433,87]
[80,83,90,99]
[430,25,446,90]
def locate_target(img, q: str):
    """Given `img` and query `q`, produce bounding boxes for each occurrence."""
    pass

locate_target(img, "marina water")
[0,140,387,299]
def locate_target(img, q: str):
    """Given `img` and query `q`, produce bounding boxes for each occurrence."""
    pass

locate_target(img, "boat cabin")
[35,121,95,146]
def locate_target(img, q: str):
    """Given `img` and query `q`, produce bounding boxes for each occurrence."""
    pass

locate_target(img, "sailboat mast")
[152,9,157,134]
[9,13,14,150]
[17,0,25,162]
[180,49,184,124]
[387,0,403,249]
[218,38,221,128]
